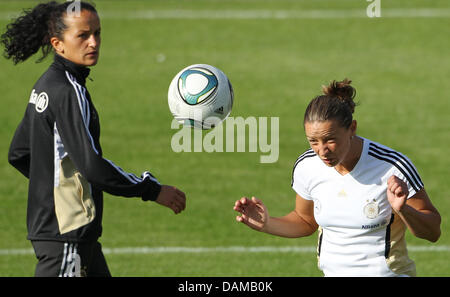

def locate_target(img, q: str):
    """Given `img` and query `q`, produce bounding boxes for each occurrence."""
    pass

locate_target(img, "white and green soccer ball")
[168,64,234,129]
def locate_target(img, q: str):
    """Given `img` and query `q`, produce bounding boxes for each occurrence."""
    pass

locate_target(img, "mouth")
[86,51,98,57]
[321,157,335,165]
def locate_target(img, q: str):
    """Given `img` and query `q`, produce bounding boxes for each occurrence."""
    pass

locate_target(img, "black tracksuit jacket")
[8,54,162,242]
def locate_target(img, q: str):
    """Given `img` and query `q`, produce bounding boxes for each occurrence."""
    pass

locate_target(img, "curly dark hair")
[1,1,97,64]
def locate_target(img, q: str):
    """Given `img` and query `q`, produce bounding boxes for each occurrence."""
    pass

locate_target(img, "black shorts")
[31,240,111,277]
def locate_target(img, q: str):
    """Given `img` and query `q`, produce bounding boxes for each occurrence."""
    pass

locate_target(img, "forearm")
[396,205,441,242]
[263,211,317,238]
[9,119,30,178]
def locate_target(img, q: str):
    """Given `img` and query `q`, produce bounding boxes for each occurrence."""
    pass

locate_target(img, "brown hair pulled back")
[303,78,357,129]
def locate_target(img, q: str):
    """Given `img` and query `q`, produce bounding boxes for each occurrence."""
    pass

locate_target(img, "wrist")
[393,203,408,215]
[260,217,270,233]
[142,183,162,201]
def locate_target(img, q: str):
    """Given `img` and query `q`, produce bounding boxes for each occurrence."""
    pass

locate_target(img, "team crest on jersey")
[363,199,379,219]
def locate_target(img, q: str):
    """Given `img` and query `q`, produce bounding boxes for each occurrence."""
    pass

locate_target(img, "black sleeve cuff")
[142,182,162,201]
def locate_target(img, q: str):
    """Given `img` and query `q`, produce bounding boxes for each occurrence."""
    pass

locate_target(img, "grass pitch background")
[0,0,449,276]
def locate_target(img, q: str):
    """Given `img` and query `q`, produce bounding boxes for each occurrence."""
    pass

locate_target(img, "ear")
[50,37,64,54]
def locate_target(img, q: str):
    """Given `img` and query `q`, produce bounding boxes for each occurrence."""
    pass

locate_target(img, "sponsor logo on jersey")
[29,89,37,104]
[29,89,49,113]
[361,223,380,229]
[35,92,49,113]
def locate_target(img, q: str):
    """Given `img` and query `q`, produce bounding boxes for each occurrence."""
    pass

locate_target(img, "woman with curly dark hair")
[2,1,186,277]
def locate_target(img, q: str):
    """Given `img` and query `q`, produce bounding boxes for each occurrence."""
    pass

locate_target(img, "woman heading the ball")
[233,79,441,277]
[2,1,186,277]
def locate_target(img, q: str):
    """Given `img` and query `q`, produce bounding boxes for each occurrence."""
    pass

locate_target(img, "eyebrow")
[306,132,337,140]
[76,27,101,33]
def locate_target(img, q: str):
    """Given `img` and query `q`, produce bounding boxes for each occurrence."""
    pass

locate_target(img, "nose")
[316,142,330,157]
[88,34,99,49]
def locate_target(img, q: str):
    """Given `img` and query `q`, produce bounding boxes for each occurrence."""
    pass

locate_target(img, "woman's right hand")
[233,196,268,232]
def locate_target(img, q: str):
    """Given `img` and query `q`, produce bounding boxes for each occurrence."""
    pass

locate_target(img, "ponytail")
[1,1,97,64]
[321,78,356,113]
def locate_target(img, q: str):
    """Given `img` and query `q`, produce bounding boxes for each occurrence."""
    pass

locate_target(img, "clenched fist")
[387,175,408,213]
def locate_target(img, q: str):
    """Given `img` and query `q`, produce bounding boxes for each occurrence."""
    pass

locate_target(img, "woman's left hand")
[155,185,186,214]
[387,175,409,213]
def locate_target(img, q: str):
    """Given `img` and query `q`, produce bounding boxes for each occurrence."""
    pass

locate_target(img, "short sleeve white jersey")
[291,137,423,277]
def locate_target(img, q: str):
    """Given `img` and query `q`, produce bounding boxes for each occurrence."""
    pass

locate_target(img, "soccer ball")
[168,64,234,129]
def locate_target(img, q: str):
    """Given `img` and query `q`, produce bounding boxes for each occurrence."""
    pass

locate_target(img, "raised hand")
[387,175,408,213]
[233,196,268,231]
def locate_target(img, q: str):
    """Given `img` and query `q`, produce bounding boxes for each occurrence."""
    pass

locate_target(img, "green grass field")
[0,0,449,277]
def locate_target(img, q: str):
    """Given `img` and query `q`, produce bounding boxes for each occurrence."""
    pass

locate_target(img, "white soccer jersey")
[291,137,423,277]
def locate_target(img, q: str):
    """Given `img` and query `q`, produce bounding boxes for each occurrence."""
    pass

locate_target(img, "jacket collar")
[53,54,91,85]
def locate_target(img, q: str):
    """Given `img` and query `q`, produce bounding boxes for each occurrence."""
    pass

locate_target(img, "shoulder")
[38,64,86,92]
[365,138,424,192]
[291,148,318,185]
[291,148,322,200]
[29,65,90,118]
[292,148,317,171]
[32,66,78,101]
[366,139,415,169]
[295,148,315,160]
[26,67,69,114]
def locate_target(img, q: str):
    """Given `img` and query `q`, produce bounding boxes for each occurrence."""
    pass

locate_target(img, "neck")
[335,136,363,175]
[54,54,90,85]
